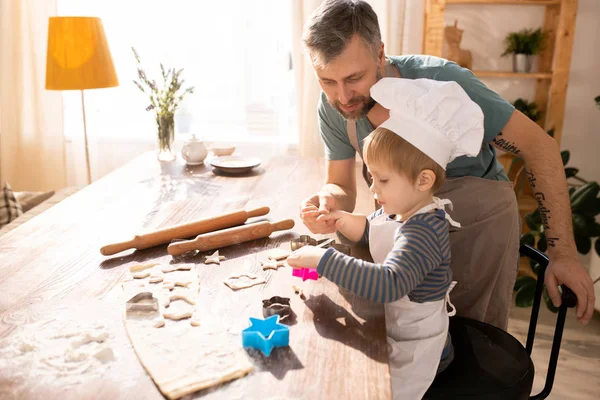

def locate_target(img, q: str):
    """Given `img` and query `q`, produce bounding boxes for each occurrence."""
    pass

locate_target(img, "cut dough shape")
[204,250,226,265]
[164,293,196,308]
[190,319,201,327]
[163,281,191,290]
[149,275,164,284]
[224,274,266,290]
[162,264,193,273]
[292,285,305,299]
[163,311,193,321]
[132,271,151,279]
[169,294,196,306]
[123,262,252,399]
[267,248,290,261]
[153,317,166,328]
[130,263,159,273]
[261,260,280,271]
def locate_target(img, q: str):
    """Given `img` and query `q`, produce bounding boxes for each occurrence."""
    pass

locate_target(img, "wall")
[443,1,600,182]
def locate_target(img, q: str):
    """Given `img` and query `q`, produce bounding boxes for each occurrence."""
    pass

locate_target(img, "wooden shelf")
[473,71,553,79]
[447,0,560,5]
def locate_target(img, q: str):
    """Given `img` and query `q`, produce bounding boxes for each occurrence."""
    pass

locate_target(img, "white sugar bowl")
[181,134,208,165]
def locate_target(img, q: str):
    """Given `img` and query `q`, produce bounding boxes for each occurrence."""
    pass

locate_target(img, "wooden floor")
[508,303,600,399]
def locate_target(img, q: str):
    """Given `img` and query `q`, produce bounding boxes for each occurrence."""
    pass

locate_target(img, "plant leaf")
[537,232,547,252]
[561,150,570,166]
[569,187,576,197]
[565,167,579,178]
[520,232,535,247]
[574,234,592,254]
[514,276,537,292]
[525,209,541,231]
[591,222,600,238]
[543,287,559,313]
[515,279,537,307]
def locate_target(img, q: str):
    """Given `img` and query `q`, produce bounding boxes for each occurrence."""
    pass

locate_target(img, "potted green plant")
[512,96,600,311]
[132,47,194,161]
[502,28,545,73]
[516,176,600,311]
[512,98,541,123]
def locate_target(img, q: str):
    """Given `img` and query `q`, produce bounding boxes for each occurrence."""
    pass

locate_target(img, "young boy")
[287,77,485,399]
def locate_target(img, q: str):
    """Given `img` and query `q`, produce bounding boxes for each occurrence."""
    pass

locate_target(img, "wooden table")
[0,147,390,399]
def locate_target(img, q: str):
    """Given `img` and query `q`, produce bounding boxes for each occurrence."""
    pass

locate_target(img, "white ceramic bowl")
[210,143,236,156]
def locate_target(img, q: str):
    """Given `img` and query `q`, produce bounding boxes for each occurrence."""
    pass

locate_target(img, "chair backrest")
[519,244,577,400]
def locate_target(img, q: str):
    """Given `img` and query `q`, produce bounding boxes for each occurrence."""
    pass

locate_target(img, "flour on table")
[0,318,117,397]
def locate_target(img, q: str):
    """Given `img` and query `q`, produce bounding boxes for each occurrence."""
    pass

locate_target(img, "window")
[58,0,297,143]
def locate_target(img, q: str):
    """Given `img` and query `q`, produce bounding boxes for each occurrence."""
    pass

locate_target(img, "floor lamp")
[45,17,119,184]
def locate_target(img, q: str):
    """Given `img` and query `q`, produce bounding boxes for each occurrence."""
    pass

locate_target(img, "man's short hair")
[302,0,382,66]
[364,127,446,193]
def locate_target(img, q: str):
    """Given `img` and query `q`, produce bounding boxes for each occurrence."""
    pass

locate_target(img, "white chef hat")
[369,78,484,170]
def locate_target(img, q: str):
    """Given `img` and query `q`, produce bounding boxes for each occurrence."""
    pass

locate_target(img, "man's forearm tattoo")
[534,190,559,248]
[493,132,521,155]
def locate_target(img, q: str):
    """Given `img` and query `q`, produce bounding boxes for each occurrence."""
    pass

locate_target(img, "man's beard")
[330,67,383,120]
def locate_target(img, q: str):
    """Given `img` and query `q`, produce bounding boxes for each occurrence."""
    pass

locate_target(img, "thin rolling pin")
[167,219,295,256]
[100,207,270,256]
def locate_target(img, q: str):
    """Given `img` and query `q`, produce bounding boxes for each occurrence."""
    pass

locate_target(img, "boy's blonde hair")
[364,127,446,192]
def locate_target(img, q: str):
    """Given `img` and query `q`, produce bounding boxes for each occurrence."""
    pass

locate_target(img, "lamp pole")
[81,90,92,184]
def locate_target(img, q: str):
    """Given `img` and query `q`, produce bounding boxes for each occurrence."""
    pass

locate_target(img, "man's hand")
[545,257,595,325]
[299,192,337,234]
[287,246,328,270]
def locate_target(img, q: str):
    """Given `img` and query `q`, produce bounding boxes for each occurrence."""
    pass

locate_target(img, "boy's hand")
[287,246,328,270]
[299,192,337,234]
[317,210,349,230]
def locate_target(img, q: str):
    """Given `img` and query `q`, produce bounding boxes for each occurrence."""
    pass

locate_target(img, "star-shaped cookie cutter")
[289,235,351,255]
[262,296,291,320]
[242,315,290,356]
[292,267,319,281]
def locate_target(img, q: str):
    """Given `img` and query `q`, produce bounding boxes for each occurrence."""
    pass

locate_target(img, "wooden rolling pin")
[100,207,270,256]
[167,219,295,256]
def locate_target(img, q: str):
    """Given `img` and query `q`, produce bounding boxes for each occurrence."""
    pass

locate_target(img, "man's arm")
[323,159,357,212]
[300,158,357,234]
[494,110,595,324]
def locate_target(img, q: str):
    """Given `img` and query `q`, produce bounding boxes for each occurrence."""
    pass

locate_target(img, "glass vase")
[156,114,176,161]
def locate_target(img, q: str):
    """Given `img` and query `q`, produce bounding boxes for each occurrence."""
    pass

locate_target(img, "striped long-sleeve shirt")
[317,208,452,304]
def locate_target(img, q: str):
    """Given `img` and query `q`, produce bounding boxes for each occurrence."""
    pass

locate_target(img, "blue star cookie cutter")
[242,315,290,356]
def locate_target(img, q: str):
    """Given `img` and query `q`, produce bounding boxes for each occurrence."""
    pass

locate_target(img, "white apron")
[369,198,458,400]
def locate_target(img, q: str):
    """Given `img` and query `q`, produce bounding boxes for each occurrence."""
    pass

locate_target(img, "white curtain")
[291,0,424,157]
[0,0,66,191]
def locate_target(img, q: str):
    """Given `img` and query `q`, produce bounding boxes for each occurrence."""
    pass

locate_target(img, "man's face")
[312,35,384,120]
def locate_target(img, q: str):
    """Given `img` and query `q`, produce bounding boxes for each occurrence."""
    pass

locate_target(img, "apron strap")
[432,197,462,228]
[446,281,458,317]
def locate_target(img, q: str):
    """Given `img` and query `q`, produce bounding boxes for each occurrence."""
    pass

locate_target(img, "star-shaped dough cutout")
[261,259,285,271]
[204,250,226,265]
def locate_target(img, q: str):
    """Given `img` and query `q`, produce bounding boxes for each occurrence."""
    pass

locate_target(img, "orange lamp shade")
[46,17,119,90]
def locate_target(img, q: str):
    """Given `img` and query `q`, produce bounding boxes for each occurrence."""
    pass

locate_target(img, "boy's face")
[312,35,385,120]
[367,161,429,218]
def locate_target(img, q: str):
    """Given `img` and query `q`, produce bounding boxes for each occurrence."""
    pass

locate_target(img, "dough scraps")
[204,251,226,265]
[130,263,159,273]
[224,274,266,290]
[162,264,193,273]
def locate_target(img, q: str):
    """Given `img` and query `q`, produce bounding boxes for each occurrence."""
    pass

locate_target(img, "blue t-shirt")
[317,55,515,181]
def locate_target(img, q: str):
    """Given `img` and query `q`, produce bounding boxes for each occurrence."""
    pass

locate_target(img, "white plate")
[209,156,261,174]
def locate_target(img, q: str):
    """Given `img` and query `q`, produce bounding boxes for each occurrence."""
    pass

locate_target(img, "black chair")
[425,244,578,400]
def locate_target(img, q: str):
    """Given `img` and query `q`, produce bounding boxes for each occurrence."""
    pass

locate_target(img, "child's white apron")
[369,199,458,400]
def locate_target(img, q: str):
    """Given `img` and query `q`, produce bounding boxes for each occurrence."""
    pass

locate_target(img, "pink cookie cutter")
[292,267,319,281]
